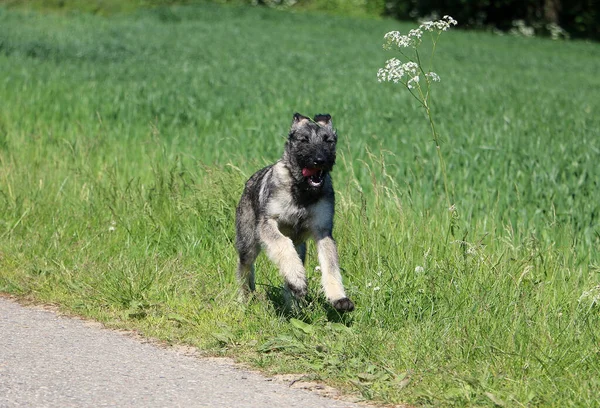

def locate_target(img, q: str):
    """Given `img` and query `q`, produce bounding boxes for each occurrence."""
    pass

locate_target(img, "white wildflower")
[415,266,425,274]
[443,15,458,26]
[379,16,456,85]
[426,72,440,82]
[108,220,116,232]
[419,20,435,31]
[408,28,423,39]
[378,59,422,88]
[402,61,418,75]
[510,20,535,37]
[377,15,456,209]
[377,58,404,83]
[419,15,458,32]
[407,75,420,89]
[384,30,417,49]
[373,286,381,292]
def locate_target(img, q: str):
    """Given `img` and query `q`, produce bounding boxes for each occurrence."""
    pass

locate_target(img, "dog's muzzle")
[302,167,325,188]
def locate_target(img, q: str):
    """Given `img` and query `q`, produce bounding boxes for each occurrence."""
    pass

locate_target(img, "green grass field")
[1,3,599,406]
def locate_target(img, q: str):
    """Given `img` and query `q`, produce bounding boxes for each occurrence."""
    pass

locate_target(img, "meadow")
[1,3,600,406]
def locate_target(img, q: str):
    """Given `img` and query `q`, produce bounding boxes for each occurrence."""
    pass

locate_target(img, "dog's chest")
[267,193,310,237]
[266,192,333,243]
[262,162,333,241]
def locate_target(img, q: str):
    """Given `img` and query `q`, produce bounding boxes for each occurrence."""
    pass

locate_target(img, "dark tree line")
[383,0,599,40]
[253,0,598,40]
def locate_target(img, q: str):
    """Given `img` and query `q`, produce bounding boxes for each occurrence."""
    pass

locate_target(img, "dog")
[235,113,354,312]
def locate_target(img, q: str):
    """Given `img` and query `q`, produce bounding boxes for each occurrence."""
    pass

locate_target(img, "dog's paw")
[287,282,308,299]
[332,297,355,312]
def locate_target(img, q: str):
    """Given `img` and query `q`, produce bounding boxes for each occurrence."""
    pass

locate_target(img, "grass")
[1,3,600,406]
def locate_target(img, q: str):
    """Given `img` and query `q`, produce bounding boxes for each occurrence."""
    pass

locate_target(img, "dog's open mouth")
[302,167,325,188]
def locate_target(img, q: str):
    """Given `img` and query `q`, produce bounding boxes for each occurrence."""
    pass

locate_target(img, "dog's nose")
[313,156,326,167]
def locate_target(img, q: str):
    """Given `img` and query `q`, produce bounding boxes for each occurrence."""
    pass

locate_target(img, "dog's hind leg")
[235,199,260,300]
[236,244,259,300]
[295,242,307,265]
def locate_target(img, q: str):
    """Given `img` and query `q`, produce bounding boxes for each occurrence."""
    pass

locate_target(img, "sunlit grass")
[1,3,599,406]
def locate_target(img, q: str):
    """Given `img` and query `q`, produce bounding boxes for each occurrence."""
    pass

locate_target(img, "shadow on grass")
[262,284,354,326]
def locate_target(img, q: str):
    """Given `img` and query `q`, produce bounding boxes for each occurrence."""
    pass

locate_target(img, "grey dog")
[235,113,354,312]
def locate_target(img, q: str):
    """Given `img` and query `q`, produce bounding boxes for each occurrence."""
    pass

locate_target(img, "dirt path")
[0,296,364,407]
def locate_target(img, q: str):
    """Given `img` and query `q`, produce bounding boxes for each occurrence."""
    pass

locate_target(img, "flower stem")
[423,101,452,209]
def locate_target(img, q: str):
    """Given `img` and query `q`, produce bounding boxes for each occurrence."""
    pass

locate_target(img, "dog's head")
[284,113,337,189]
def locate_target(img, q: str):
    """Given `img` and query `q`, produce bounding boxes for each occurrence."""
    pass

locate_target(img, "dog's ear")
[314,114,332,130]
[291,113,311,130]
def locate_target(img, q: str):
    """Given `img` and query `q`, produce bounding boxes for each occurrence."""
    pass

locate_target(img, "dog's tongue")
[302,168,320,177]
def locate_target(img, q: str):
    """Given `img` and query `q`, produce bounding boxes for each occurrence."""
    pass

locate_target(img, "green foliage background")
[3,0,599,39]
[0,2,599,406]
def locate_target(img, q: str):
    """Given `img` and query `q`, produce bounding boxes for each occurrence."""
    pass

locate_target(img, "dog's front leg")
[259,218,307,298]
[314,232,355,312]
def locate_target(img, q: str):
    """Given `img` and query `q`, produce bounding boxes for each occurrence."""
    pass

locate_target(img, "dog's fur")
[235,113,354,312]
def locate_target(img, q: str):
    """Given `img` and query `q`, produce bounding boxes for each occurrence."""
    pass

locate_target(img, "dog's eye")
[291,131,309,142]
[319,131,336,144]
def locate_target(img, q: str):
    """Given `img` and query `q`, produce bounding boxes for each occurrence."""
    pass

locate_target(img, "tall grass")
[1,4,599,406]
